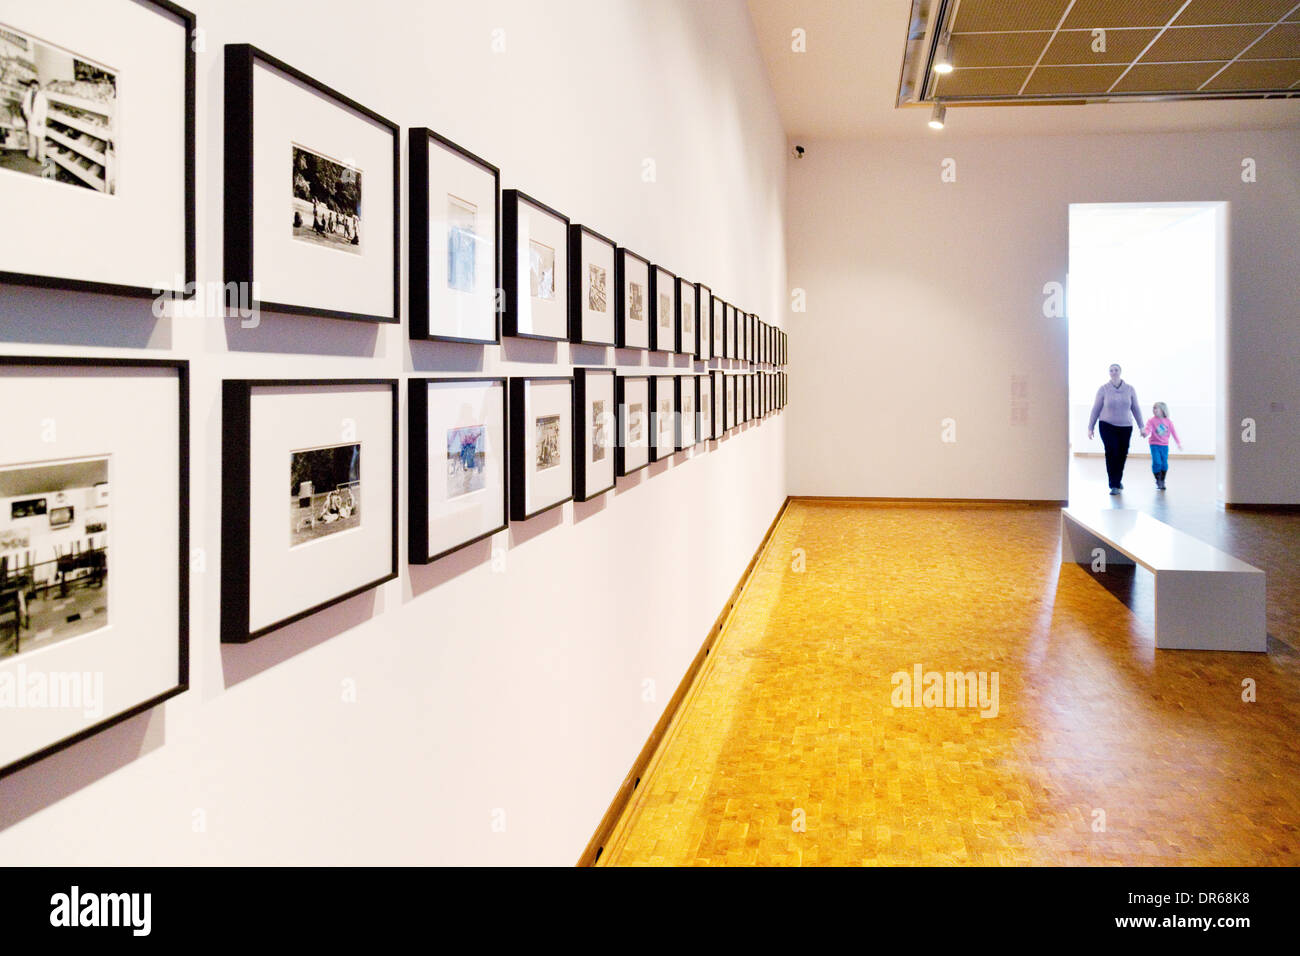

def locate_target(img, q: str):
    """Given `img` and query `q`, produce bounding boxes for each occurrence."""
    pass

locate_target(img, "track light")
[934,33,953,74]
[928,103,946,130]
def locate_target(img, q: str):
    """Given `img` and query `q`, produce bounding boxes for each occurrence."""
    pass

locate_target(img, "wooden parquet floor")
[599,499,1300,866]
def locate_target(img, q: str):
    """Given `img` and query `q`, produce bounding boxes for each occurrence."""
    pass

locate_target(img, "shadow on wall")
[0,705,165,834]
[0,285,168,349]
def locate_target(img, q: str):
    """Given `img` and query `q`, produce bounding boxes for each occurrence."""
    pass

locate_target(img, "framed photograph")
[615,248,650,350]
[676,375,697,451]
[509,377,572,520]
[503,189,568,340]
[708,370,724,439]
[409,128,499,343]
[697,372,713,443]
[711,295,725,359]
[676,276,696,358]
[224,44,398,324]
[573,368,615,501]
[0,1,195,299]
[650,375,676,462]
[729,303,740,361]
[722,373,735,431]
[408,377,506,564]
[695,283,712,361]
[650,265,676,354]
[615,375,650,476]
[747,314,757,364]
[0,356,187,779]
[568,224,616,346]
[221,379,397,643]
[781,371,788,408]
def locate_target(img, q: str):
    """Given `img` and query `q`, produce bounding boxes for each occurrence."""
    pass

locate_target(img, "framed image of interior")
[649,265,677,354]
[697,372,712,444]
[221,379,398,643]
[0,0,196,300]
[408,128,500,343]
[503,189,569,340]
[695,283,712,361]
[676,276,697,357]
[615,248,651,350]
[568,224,617,346]
[508,377,573,520]
[0,356,188,780]
[408,377,507,564]
[573,368,616,501]
[615,375,650,476]
[224,44,399,324]
[676,375,698,451]
[650,375,677,462]
[717,295,728,358]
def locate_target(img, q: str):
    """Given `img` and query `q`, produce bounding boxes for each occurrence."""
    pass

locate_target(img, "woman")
[1087,363,1147,495]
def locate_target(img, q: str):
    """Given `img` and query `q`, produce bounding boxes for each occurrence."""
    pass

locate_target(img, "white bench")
[1060,507,1266,652]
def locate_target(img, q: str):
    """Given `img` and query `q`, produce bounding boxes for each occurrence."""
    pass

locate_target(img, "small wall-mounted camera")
[792,144,806,159]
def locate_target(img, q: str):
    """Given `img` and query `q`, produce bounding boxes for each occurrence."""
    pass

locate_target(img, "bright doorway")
[1067,202,1227,502]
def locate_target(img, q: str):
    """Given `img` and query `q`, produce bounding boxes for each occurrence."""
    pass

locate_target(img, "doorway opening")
[1067,201,1228,507]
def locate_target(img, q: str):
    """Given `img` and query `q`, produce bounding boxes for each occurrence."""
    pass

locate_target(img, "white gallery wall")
[0,0,787,864]
[785,127,1300,504]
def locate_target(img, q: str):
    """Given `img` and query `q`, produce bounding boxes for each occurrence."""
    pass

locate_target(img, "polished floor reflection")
[601,475,1300,866]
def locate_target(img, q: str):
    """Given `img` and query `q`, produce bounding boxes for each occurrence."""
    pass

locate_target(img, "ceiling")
[928,0,1300,102]
[745,0,1300,137]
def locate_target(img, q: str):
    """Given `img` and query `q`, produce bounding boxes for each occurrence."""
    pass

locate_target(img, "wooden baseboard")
[576,495,792,867]
[1224,502,1300,513]
[793,495,1067,508]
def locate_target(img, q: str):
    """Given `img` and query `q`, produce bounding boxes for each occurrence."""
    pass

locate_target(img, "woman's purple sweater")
[1088,381,1143,429]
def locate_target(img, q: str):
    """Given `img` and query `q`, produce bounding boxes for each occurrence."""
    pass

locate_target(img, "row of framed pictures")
[0,355,785,780]
[228,369,787,643]
[0,0,790,367]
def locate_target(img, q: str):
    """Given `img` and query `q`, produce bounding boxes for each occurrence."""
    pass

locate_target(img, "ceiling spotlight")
[934,34,953,74]
[928,103,946,130]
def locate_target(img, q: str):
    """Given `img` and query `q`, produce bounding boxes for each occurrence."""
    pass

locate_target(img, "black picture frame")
[649,265,677,354]
[508,376,574,520]
[0,355,189,780]
[695,283,712,361]
[649,375,676,462]
[573,368,617,501]
[568,224,618,346]
[615,374,651,477]
[675,374,700,451]
[408,128,501,344]
[223,43,401,325]
[408,376,508,564]
[221,378,399,643]
[502,190,570,341]
[615,247,651,350]
[709,369,724,439]
[0,0,196,301]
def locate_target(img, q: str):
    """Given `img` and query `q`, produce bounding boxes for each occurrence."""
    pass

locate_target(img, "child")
[1144,402,1182,490]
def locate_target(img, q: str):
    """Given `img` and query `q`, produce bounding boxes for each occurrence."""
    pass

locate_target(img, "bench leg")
[1061,514,1134,567]
[1155,570,1267,652]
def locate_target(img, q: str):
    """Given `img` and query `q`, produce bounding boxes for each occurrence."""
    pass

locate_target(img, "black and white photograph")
[292,143,362,254]
[630,280,645,324]
[535,414,561,471]
[0,457,110,661]
[289,443,361,547]
[588,263,607,313]
[0,23,117,194]
[591,401,607,463]
[628,403,644,445]
[530,239,556,300]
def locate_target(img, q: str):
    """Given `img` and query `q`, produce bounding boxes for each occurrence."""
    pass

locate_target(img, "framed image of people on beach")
[224,44,399,324]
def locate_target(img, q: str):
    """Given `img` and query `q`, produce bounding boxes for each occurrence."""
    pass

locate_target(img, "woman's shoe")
[1109,488,1121,495]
